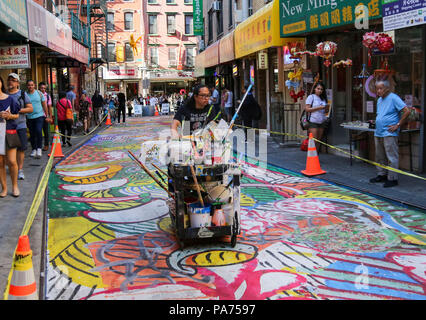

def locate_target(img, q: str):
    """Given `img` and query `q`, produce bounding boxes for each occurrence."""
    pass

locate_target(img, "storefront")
[148,70,196,95]
[278,0,425,172]
[234,0,291,130]
[101,64,142,98]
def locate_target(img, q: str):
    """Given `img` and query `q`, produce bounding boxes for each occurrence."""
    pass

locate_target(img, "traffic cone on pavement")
[105,111,112,125]
[48,128,64,158]
[154,106,159,116]
[301,133,326,176]
[8,235,38,300]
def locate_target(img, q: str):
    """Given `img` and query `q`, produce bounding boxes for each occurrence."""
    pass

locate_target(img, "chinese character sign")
[280,0,382,37]
[193,0,204,36]
[0,45,30,69]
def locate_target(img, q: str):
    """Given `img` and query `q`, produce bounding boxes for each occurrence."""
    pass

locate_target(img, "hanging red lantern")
[362,32,378,67]
[316,41,337,67]
[376,33,394,53]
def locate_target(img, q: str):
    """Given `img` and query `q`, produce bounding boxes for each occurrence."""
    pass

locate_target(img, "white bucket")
[189,203,212,228]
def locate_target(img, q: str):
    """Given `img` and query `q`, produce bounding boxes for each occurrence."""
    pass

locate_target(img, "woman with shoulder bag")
[0,76,21,197]
[56,91,73,147]
[304,82,330,151]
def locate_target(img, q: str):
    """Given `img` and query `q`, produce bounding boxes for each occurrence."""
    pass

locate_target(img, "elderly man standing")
[369,79,410,188]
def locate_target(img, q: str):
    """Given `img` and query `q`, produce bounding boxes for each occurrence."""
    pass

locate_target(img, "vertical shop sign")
[279,0,382,37]
[0,0,28,38]
[250,65,255,84]
[382,0,426,31]
[0,45,30,69]
[258,51,268,70]
[193,0,204,35]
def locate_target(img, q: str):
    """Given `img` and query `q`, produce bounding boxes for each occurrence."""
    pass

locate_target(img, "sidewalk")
[265,136,426,210]
[0,124,105,298]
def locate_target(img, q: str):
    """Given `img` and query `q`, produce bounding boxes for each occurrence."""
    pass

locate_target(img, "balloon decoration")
[316,41,337,67]
[289,89,305,103]
[129,34,142,56]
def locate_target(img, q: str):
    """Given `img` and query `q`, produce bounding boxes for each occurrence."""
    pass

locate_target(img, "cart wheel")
[230,234,237,247]
[178,239,185,249]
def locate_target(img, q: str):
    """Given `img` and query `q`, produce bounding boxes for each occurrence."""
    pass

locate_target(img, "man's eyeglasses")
[197,94,211,99]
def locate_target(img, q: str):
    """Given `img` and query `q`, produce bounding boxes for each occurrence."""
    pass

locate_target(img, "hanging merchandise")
[129,34,142,56]
[373,57,394,78]
[315,41,337,67]
[333,59,352,68]
[286,59,305,103]
[365,75,377,98]
[362,32,378,67]
[376,33,394,53]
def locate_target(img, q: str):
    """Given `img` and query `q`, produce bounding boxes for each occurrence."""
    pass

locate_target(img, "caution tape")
[57,112,108,140]
[234,124,426,182]
[3,138,59,300]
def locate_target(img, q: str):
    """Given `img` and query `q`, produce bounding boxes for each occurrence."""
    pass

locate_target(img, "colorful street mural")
[45,117,426,300]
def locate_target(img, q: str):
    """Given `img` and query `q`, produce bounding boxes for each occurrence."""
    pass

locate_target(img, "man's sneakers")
[369,175,387,183]
[30,148,43,158]
[18,170,25,180]
[370,175,398,187]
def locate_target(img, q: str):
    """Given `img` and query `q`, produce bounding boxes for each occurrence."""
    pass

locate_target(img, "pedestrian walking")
[26,80,50,159]
[209,84,221,115]
[369,79,411,188]
[7,73,33,181]
[106,95,116,123]
[66,85,77,118]
[0,76,21,197]
[91,90,104,125]
[117,92,126,123]
[39,82,53,151]
[79,92,90,133]
[304,82,330,151]
[238,85,262,135]
[223,87,234,122]
[56,91,73,147]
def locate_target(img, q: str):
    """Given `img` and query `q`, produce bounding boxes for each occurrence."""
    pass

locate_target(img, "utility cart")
[167,163,241,249]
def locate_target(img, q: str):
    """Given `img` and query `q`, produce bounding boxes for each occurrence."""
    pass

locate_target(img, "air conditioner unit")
[235,10,243,23]
[211,1,221,11]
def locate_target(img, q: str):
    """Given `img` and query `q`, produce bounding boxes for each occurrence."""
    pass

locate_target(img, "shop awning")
[204,40,220,68]
[219,30,234,64]
[0,0,28,38]
[194,49,206,77]
[234,0,287,59]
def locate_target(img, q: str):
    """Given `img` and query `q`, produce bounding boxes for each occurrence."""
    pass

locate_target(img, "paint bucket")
[189,203,212,228]
[222,202,234,226]
[184,196,198,228]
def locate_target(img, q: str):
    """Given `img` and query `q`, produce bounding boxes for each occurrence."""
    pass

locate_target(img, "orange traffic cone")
[48,130,64,158]
[105,111,112,125]
[8,235,38,300]
[154,106,159,116]
[301,133,326,176]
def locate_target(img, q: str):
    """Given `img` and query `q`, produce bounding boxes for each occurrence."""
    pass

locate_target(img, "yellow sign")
[116,45,124,63]
[235,0,288,59]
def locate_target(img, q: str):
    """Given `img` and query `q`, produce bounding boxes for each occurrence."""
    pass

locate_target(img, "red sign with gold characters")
[0,45,30,69]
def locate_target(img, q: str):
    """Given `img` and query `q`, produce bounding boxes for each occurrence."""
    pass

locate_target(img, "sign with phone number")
[382,0,426,31]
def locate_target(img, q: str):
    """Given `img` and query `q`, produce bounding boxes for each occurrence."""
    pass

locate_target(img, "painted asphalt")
[42,116,426,300]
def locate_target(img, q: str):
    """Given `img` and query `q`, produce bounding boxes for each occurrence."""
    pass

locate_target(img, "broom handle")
[128,150,174,199]
[189,165,204,207]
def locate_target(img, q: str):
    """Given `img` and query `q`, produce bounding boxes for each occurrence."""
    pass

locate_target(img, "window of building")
[248,0,253,16]
[168,47,177,67]
[208,10,213,43]
[148,14,158,34]
[185,14,193,35]
[228,0,233,27]
[186,46,195,67]
[216,1,223,35]
[149,47,159,66]
[167,14,176,34]
[124,12,133,30]
[107,43,116,62]
[107,12,114,31]
[166,0,176,4]
[184,0,192,4]
[147,0,157,3]
[125,43,134,61]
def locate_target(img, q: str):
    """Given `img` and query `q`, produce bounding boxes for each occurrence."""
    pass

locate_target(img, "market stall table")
[341,125,419,171]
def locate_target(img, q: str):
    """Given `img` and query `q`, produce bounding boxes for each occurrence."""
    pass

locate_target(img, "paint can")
[189,203,212,228]
[222,202,234,226]
[184,196,197,228]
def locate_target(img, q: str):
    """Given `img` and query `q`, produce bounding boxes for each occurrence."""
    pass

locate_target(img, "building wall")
[146,1,197,70]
